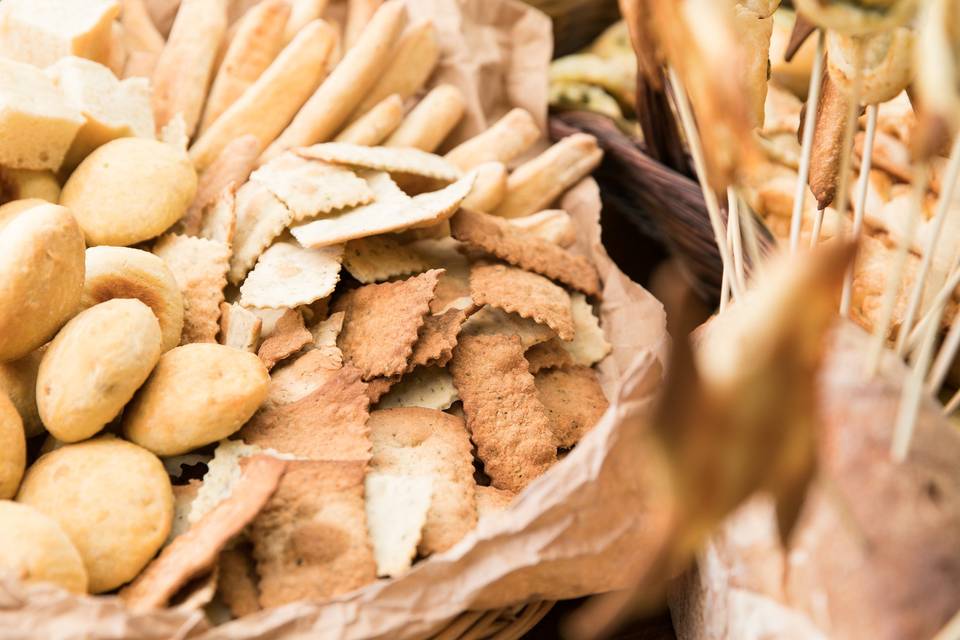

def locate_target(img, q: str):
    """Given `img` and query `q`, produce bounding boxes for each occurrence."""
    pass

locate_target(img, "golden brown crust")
[256,309,313,370]
[407,308,469,371]
[534,365,608,448]
[524,339,573,374]
[469,262,574,341]
[808,72,851,210]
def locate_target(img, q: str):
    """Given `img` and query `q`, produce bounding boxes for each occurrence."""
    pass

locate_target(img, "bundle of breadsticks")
[0,0,659,630]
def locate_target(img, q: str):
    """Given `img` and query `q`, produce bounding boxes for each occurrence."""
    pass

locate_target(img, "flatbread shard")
[120,455,287,612]
[342,235,432,283]
[535,365,608,448]
[230,180,294,285]
[219,302,261,352]
[369,407,477,554]
[450,208,600,296]
[250,459,376,608]
[198,187,238,247]
[309,311,345,367]
[469,262,574,341]
[334,269,443,379]
[460,306,556,348]
[250,153,373,221]
[169,480,202,544]
[525,338,573,374]
[240,241,344,309]
[257,309,312,370]
[450,334,557,492]
[475,485,516,520]
[365,473,433,578]
[297,142,462,182]
[217,547,260,617]
[407,308,469,370]
[563,292,611,366]
[366,375,401,403]
[378,366,459,411]
[153,234,231,344]
[291,170,474,248]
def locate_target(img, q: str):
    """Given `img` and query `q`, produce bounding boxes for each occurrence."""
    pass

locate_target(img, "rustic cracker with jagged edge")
[407,307,470,370]
[333,269,442,379]
[153,234,231,345]
[251,153,374,221]
[507,209,577,247]
[525,338,573,373]
[475,485,516,519]
[310,311,345,367]
[378,366,459,410]
[250,459,376,607]
[179,135,259,236]
[366,375,401,403]
[229,180,294,285]
[451,208,600,296]
[365,473,433,577]
[343,235,433,283]
[535,365,608,448]
[219,302,262,353]
[461,306,556,348]
[297,143,462,182]
[470,262,575,341]
[369,407,477,554]
[198,187,237,247]
[240,241,344,309]
[120,455,286,611]
[217,547,260,617]
[256,309,313,370]
[408,237,472,313]
[563,292,611,366]
[450,334,558,492]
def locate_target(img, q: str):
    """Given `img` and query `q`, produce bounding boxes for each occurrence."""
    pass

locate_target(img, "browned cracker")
[219,302,262,352]
[343,235,432,283]
[535,365,608,448]
[217,546,260,618]
[309,310,345,368]
[257,309,312,370]
[333,269,442,379]
[153,233,231,344]
[450,208,600,296]
[120,455,287,612]
[450,334,557,492]
[296,143,462,182]
[250,152,374,220]
[460,306,556,348]
[470,262,574,341]
[475,485,516,519]
[407,307,469,371]
[408,237,471,314]
[369,407,477,555]
[250,459,376,608]
[366,375,401,403]
[525,339,573,374]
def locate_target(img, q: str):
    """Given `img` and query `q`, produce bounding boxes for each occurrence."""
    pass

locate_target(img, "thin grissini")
[460,162,507,212]
[385,84,465,152]
[334,94,404,145]
[444,108,541,171]
[190,19,338,171]
[284,0,330,44]
[345,0,384,49]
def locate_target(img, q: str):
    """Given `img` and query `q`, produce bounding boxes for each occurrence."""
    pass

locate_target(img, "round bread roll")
[82,246,185,352]
[0,391,25,499]
[0,501,87,593]
[0,168,61,206]
[794,0,918,35]
[827,28,915,105]
[16,438,173,593]
[60,138,197,246]
[0,347,45,437]
[123,344,270,456]
[0,201,85,362]
[37,299,162,443]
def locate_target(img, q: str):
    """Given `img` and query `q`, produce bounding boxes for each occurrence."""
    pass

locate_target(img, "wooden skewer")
[840,103,879,317]
[944,380,960,415]
[903,262,960,353]
[892,299,940,461]
[720,239,732,312]
[809,207,826,248]
[727,187,746,292]
[737,191,764,279]
[790,30,826,253]
[927,307,960,394]
[932,605,960,640]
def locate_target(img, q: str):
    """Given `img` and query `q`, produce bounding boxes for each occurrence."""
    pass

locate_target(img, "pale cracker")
[475,485,515,520]
[469,262,574,341]
[534,365,608,448]
[168,480,202,544]
[449,334,557,492]
[343,235,432,283]
[245,307,287,340]
[240,241,344,309]
[230,180,294,285]
[257,308,313,370]
[250,153,374,220]
[378,366,459,411]
[153,233,231,344]
[250,459,376,607]
[525,339,573,374]
[365,473,433,578]
[460,306,556,348]
[369,407,477,554]
[218,302,262,352]
[562,292,612,366]
[198,187,237,247]
[291,170,475,248]
[408,307,469,370]
[217,547,260,618]
[309,311,345,367]
[297,142,462,182]
[506,209,576,247]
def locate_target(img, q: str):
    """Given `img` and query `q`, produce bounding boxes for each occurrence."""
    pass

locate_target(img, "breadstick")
[493,133,602,219]
[200,0,291,134]
[144,0,181,37]
[108,22,127,77]
[190,20,338,170]
[808,72,851,210]
[180,135,260,235]
[151,0,228,137]
[352,20,438,118]
[444,108,540,171]
[385,84,465,151]
[260,1,406,162]
[345,0,384,49]
[121,0,165,56]
[284,0,330,44]
[333,94,403,145]
[461,161,507,212]
[123,50,158,79]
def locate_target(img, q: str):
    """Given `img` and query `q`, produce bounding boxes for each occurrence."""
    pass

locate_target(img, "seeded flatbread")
[250,152,373,220]
[470,262,574,341]
[562,293,612,366]
[377,366,459,411]
[240,241,344,309]
[230,180,294,285]
[365,473,433,577]
[343,235,432,283]
[525,339,573,374]
[297,143,462,182]
[535,365,608,448]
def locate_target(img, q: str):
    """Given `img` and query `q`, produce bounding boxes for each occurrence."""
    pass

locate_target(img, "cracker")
[250,459,376,607]
[562,292,612,366]
[378,366,459,411]
[250,153,374,221]
[153,234,231,344]
[181,135,259,236]
[310,311,345,367]
[408,308,469,370]
[369,407,477,554]
[291,170,475,248]
[475,485,515,519]
[366,375,400,403]
[217,547,260,618]
[230,180,294,285]
[343,235,433,283]
[450,208,600,296]
[198,187,238,247]
[257,309,313,370]
[169,480,202,544]
[218,302,262,352]
[408,237,471,314]
[365,473,433,577]
[449,334,557,492]
[240,241,344,309]
[333,269,442,379]
[261,349,343,411]
[190,440,282,524]
[120,455,286,611]
[469,262,574,341]
[297,143,462,182]
[525,339,573,374]
[506,209,576,247]
[460,306,556,348]
[534,365,608,448]
[240,363,371,461]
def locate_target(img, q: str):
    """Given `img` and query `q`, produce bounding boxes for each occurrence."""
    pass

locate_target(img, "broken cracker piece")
[343,235,432,283]
[240,241,344,309]
[180,135,259,237]
[470,262,574,341]
[257,309,313,370]
[250,153,374,221]
[525,339,573,374]
[475,485,515,520]
[334,269,442,379]
[168,480,202,544]
[366,375,400,403]
[365,473,433,577]
[198,187,238,247]
[310,310,345,367]
[217,547,260,618]
[460,306,556,348]
[450,334,557,492]
[563,292,611,366]
[219,302,262,353]
[230,180,294,285]
[378,366,459,411]
[297,142,461,182]
[407,307,469,370]
[407,237,471,314]
[534,365,608,448]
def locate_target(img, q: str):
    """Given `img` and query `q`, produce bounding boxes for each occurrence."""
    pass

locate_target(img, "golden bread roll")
[0,500,87,593]
[0,391,25,499]
[0,348,45,437]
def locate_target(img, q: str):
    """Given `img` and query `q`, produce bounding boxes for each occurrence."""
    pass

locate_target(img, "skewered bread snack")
[794,0,919,35]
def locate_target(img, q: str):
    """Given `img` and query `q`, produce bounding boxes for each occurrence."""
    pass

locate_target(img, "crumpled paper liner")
[0,1,672,638]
